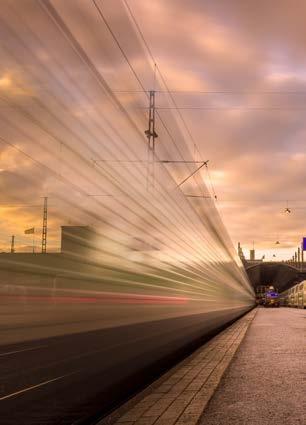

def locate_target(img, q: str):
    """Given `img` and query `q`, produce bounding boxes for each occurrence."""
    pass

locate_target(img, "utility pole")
[145,90,158,190]
[41,197,48,253]
[10,235,15,253]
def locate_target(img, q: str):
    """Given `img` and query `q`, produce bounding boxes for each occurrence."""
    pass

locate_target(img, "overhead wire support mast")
[145,90,158,190]
[41,197,48,254]
[121,0,219,200]
[10,235,15,253]
[92,1,208,197]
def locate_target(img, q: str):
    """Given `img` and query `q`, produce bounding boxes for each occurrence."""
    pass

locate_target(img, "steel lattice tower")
[41,197,48,253]
[10,235,15,253]
[145,90,158,190]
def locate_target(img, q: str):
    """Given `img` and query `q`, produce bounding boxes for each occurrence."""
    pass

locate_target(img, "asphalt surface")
[0,306,249,425]
[199,307,306,425]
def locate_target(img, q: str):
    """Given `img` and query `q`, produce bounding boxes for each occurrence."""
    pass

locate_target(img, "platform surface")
[199,307,305,425]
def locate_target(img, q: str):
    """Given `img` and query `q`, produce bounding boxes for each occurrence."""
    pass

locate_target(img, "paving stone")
[103,309,257,425]
[199,308,305,425]
[134,417,156,425]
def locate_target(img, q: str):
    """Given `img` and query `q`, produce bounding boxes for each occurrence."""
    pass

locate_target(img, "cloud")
[0,0,305,263]
[125,0,306,255]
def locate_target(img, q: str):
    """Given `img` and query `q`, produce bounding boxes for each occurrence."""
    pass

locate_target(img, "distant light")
[0,75,12,88]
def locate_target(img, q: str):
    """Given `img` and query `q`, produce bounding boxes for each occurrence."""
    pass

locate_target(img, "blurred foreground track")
[0,307,252,425]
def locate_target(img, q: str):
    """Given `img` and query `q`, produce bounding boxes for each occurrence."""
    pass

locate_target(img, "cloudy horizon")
[1,0,306,262]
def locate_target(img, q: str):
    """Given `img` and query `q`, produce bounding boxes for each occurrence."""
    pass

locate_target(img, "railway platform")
[100,307,305,425]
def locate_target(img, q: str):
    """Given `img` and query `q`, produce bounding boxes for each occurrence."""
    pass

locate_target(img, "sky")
[126,0,306,261]
[0,0,305,262]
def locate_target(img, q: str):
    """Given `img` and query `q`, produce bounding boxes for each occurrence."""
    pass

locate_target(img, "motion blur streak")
[0,0,254,423]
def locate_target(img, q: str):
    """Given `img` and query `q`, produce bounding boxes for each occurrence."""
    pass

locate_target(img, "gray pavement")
[199,307,306,425]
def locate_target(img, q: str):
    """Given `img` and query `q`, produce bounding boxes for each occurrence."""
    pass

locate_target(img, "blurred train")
[1,255,255,422]
[279,281,306,308]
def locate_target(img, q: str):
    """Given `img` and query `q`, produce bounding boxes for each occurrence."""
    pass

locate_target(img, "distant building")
[61,226,98,257]
[238,242,245,261]
[250,249,255,261]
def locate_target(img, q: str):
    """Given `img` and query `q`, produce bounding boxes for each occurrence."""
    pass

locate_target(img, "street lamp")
[284,200,291,213]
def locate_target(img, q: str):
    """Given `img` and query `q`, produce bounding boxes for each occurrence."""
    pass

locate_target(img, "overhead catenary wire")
[122,0,215,200]
[121,1,202,150]
[92,0,198,172]
[89,0,188,188]
[88,0,244,272]
[137,106,306,111]
[112,89,306,94]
